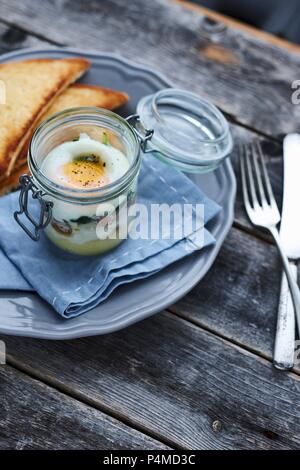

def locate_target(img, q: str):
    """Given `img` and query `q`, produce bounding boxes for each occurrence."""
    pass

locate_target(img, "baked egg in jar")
[23,107,141,255]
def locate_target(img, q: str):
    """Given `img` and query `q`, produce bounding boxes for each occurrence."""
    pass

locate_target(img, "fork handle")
[269,226,300,341]
[274,264,297,370]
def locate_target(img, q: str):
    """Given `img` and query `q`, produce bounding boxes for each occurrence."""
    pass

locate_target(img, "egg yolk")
[59,157,109,189]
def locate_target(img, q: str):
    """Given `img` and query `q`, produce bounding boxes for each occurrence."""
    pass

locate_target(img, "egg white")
[41,133,130,227]
[41,133,129,189]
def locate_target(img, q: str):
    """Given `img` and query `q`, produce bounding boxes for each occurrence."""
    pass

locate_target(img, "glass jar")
[16,107,142,255]
[14,89,233,256]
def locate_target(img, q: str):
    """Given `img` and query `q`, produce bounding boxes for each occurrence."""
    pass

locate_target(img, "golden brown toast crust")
[62,83,129,110]
[0,163,29,196]
[0,58,90,176]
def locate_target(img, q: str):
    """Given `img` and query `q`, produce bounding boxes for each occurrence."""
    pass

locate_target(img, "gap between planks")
[4,309,300,449]
[167,307,275,370]
[166,306,300,379]
[0,17,63,46]
[166,221,298,373]
[225,114,281,144]
[233,220,275,246]
[5,352,176,450]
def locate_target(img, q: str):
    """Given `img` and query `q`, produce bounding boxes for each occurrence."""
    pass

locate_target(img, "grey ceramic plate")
[0,47,236,339]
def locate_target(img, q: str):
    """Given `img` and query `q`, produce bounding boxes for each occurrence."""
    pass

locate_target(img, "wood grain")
[171,227,284,360]
[2,309,300,450]
[0,365,168,449]
[175,0,300,55]
[0,0,299,139]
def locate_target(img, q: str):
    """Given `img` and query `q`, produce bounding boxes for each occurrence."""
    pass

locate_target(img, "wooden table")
[1,0,300,451]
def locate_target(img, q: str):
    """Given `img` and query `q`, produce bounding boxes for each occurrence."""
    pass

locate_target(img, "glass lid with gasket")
[131,88,233,173]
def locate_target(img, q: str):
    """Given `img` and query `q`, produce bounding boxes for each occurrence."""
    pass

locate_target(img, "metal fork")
[240,142,300,339]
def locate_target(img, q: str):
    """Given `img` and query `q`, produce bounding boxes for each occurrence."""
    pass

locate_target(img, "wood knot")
[212,419,222,433]
[201,17,227,38]
[1,27,27,46]
[263,430,279,440]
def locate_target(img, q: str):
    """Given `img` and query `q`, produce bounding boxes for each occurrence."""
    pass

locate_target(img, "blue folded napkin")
[0,154,221,318]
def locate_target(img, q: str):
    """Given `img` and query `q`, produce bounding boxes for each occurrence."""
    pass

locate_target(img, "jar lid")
[136,89,233,173]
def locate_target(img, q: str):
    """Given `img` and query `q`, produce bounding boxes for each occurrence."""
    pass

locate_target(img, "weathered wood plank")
[171,226,286,361]
[2,310,300,450]
[0,365,168,450]
[0,0,299,138]
[176,0,300,55]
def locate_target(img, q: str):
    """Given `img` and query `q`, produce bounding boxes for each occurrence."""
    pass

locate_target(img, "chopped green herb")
[102,132,109,145]
[70,216,94,225]
[73,153,100,163]
[70,214,109,225]
[72,136,80,141]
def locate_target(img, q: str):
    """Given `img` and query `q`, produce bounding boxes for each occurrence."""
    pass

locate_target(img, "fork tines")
[240,141,280,226]
[241,141,275,208]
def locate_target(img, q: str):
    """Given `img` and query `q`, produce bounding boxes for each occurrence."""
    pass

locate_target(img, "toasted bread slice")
[0,162,28,196]
[46,83,128,114]
[0,58,90,177]
[16,83,129,163]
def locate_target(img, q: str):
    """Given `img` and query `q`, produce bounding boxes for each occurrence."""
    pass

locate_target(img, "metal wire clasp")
[126,114,154,152]
[14,175,53,241]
